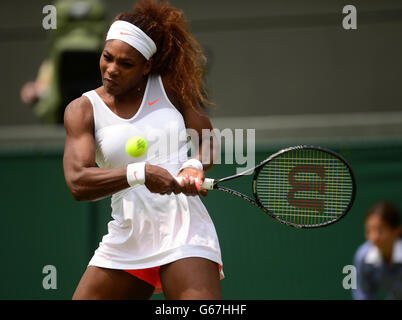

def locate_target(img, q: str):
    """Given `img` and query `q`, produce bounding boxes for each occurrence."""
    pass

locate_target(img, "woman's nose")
[106,63,119,77]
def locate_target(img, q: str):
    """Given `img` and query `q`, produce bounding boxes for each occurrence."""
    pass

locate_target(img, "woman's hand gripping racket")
[178,145,356,229]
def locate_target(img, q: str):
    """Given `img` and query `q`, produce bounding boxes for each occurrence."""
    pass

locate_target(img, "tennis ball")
[125,136,147,158]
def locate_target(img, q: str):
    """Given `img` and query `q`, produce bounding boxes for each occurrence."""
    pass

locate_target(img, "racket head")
[252,145,356,228]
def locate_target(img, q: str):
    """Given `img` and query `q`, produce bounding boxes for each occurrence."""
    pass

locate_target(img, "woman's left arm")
[163,77,219,195]
[178,102,220,196]
[181,103,219,172]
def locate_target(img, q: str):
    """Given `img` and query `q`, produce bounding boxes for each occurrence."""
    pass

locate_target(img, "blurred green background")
[0,0,401,299]
[1,141,401,299]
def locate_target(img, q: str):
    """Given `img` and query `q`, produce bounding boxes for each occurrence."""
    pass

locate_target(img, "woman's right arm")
[63,97,181,201]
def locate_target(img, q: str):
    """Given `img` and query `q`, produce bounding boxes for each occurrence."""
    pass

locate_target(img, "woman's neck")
[115,78,147,104]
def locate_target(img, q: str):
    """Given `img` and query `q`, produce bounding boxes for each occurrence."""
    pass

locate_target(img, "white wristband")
[126,162,146,187]
[179,158,203,172]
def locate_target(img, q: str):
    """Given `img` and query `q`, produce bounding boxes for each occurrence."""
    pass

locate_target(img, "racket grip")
[174,177,215,190]
[202,178,214,190]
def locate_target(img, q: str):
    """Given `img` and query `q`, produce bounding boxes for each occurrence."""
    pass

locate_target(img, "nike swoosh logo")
[148,98,161,106]
[120,32,135,37]
[133,171,138,181]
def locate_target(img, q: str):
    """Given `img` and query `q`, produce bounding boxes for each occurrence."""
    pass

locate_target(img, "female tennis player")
[63,0,223,300]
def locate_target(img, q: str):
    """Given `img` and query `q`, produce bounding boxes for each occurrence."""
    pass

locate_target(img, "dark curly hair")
[112,0,210,111]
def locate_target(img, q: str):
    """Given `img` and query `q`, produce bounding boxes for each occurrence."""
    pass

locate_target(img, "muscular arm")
[181,103,220,172]
[178,104,219,196]
[63,97,129,201]
[63,97,181,201]
[163,81,220,196]
[163,78,219,172]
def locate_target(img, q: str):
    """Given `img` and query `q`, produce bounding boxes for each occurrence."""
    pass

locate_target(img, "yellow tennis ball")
[125,136,147,158]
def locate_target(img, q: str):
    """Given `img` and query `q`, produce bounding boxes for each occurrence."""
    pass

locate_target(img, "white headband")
[106,20,157,60]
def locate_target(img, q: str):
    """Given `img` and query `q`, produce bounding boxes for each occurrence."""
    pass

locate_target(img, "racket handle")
[201,178,215,190]
[174,177,215,190]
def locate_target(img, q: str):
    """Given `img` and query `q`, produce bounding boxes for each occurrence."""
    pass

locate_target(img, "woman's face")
[365,214,400,253]
[100,39,151,96]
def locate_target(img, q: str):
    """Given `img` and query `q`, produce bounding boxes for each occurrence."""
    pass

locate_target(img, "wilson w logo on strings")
[287,165,326,214]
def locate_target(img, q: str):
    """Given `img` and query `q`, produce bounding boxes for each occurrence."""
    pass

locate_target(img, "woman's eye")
[103,54,111,61]
[122,62,133,68]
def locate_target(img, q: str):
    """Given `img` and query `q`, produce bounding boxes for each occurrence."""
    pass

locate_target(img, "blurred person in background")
[353,202,402,299]
[20,0,106,124]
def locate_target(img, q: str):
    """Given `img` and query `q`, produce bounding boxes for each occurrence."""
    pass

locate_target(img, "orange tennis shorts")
[125,264,222,293]
[124,266,162,292]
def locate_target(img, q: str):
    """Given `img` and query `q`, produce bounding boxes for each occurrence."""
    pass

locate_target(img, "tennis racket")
[179,145,356,229]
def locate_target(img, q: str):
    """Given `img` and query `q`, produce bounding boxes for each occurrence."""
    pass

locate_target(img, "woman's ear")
[143,58,153,75]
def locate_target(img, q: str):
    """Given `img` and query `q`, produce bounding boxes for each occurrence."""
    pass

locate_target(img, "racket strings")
[255,149,354,227]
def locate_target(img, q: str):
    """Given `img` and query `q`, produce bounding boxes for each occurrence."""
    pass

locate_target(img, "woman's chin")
[103,83,121,95]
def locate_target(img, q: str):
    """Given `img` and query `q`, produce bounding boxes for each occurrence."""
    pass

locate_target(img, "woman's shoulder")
[63,95,94,131]
[65,95,93,117]
[160,75,183,113]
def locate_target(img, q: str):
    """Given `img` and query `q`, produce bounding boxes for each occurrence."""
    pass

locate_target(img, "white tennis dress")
[82,74,224,279]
